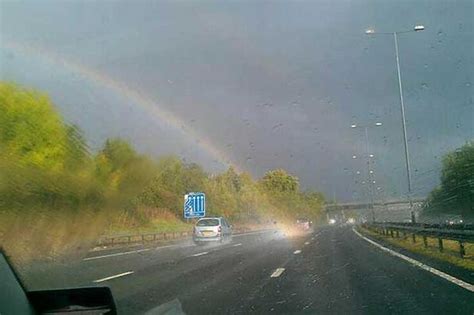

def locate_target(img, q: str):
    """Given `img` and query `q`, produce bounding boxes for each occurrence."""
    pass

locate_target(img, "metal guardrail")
[97,227,253,246]
[363,222,474,258]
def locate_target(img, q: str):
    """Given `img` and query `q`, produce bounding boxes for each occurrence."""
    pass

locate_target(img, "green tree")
[0,82,68,171]
[260,169,299,193]
[424,141,474,217]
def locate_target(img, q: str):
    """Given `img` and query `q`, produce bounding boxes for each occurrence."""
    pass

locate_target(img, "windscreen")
[1,1,473,314]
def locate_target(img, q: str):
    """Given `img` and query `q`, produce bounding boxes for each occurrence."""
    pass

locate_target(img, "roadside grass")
[106,211,192,235]
[358,226,474,271]
[0,208,111,265]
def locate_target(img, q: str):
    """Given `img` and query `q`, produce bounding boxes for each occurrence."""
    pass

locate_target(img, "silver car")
[193,217,232,244]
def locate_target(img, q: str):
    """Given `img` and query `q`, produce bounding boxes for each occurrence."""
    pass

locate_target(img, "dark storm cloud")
[1,0,472,201]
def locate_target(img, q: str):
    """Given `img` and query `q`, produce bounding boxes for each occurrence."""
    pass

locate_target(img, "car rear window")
[196,219,219,226]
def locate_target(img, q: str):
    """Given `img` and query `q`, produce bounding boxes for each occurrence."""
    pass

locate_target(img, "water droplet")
[272,123,283,131]
[465,82,471,87]
[421,83,429,89]
[424,64,428,69]
[437,30,443,36]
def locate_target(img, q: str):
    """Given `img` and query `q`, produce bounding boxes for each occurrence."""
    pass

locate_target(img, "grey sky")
[1,0,472,202]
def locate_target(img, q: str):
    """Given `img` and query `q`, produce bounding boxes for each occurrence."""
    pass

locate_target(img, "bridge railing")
[363,221,474,258]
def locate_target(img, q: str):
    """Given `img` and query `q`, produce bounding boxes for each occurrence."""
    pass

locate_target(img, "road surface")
[22,226,474,314]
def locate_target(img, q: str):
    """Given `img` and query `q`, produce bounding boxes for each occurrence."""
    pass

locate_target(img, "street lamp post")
[365,25,425,223]
[351,122,383,222]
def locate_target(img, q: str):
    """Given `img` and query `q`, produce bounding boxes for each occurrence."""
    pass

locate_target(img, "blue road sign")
[184,192,205,219]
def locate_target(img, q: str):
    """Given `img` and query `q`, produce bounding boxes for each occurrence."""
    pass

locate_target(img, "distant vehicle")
[445,218,463,225]
[296,218,311,230]
[193,217,232,244]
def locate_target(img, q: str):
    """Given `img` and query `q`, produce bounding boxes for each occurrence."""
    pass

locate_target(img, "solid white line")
[156,244,176,250]
[232,243,242,247]
[180,244,196,248]
[83,248,150,261]
[293,250,302,254]
[270,267,285,278]
[93,271,134,283]
[353,228,474,293]
[233,230,272,237]
[190,251,209,257]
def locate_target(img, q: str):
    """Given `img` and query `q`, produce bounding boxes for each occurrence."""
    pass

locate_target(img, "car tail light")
[218,226,222,233]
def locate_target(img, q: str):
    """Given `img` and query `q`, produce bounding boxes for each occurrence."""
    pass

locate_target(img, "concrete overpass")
[324,199,426,222]
[324,199,425,212]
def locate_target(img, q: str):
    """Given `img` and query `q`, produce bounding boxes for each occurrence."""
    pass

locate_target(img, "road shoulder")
[355,226,474,286]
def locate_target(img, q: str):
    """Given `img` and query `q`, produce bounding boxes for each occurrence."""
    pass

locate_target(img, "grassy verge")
[107,216,192,235]
[105,213,272,236]
[358,226,474,271]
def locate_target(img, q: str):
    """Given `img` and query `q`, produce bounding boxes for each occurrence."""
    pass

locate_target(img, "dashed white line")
[293,250,302,254]
[270,267,286,278]
[353,227,474,293]
[232,243,242,247]
[190,251,209,257]
[93,271,134,283]
[304,241,310,245]
[83,248,151,261]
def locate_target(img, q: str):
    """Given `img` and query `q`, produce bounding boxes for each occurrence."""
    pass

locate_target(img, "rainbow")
[1,40,240,172]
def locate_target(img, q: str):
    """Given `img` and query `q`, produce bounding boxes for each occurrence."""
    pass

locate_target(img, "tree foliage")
[0,82,325,227]
[260,169,299,193]
[424,141,474,217]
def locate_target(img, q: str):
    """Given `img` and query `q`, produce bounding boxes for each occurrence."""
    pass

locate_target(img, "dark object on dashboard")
[0,249,117,314]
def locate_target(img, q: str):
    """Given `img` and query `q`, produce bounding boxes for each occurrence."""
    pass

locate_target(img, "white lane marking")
[293,250,302,254]
[93,271,134,283]
[233,230,272,237]
[353,228,474,293]
[190,251,209,257]
[180,244,196,248]
[83,248,150,261]
[156,244,176,250]
[232,243,242,247]
[304,241,310,245]
[271,267,286,278]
